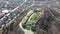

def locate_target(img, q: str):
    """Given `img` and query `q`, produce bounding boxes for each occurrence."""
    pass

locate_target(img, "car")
[2,10,9,13]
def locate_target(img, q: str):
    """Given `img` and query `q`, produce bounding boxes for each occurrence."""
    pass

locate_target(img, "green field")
[22,9,43,31]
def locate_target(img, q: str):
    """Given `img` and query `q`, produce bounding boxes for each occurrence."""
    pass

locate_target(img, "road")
[1,0,35,34]
[0,0,27,30]
[0,0,41,34]
[1,0,27,19]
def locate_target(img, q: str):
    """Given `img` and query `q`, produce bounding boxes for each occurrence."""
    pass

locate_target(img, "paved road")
[0,0,40,34]
[0,0,27,30]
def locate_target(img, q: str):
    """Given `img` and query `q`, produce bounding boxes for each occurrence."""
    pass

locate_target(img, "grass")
[22,10,43,31]
[22,10,33,23]
[22,16,28,23]
[27,10,33,17]
[26,12,42,24]
[26,26,31,30]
